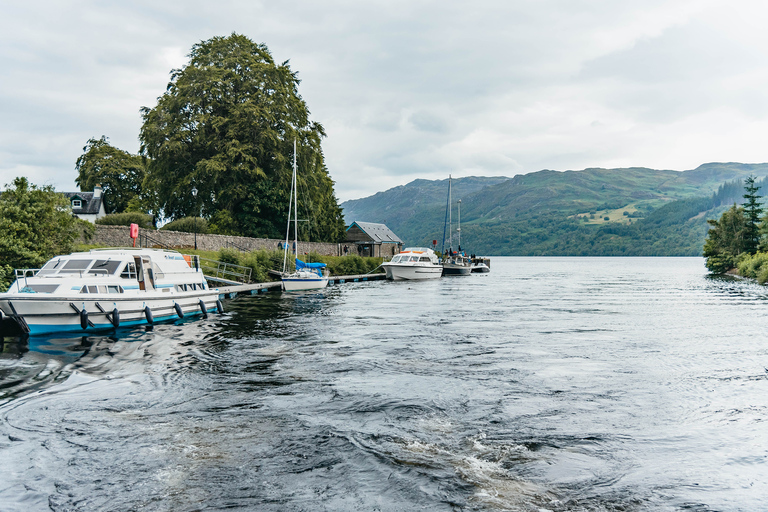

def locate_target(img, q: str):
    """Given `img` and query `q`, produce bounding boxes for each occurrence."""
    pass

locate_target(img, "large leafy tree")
[75,136,146,214]
[0,177,92,270]
[139,33,345,241]
[703,204,747,273]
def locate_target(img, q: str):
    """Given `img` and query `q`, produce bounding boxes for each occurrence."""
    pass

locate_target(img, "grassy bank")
[75,244,383,283]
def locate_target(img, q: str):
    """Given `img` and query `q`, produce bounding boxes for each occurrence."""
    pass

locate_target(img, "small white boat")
[0,248,222,336]
[281,140,329,292]
[381,248,443,280]
[282,259,330,292]
[470,261,490,273]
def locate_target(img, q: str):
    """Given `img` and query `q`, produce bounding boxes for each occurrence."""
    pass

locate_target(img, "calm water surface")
[1,257,767,511]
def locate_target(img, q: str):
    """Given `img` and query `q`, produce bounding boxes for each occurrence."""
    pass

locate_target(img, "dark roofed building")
[345,221,403,257]
[63,184,107,223]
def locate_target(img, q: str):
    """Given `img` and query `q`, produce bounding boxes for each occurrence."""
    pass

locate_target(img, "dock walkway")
[214,273,387,299]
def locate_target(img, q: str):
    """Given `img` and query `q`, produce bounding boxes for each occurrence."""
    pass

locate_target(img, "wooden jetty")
[214,273,387,299]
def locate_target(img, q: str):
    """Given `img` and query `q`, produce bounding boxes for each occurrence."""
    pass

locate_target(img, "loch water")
[1,257,767,511]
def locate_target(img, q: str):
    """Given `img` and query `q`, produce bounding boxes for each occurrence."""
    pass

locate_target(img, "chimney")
[93,184,102,199]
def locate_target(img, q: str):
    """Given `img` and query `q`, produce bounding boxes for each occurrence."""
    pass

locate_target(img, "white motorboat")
[0,248,222,336]
[470,261,490,273]
[281,140,329,292]
[381,247,443,280]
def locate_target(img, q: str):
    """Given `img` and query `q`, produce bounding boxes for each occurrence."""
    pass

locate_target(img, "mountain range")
[340,163,768,256]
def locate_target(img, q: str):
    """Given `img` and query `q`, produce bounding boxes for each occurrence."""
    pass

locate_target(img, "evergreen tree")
[703,204,747,273]
[741,175,763,254]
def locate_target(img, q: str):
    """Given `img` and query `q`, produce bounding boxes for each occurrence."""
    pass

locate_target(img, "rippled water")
[1,257,767,511]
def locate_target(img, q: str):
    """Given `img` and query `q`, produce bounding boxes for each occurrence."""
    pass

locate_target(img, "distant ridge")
[341,162,768,256]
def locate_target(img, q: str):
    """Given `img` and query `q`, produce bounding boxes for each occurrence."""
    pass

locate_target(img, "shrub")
[323,255,383,276]
[217,248,241,266]
[160,217,208,234]
[737,252,768,280]
[0,264,13,293]
[96,212,154,229]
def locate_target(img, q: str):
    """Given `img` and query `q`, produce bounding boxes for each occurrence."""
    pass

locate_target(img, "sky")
[2,0,768,202]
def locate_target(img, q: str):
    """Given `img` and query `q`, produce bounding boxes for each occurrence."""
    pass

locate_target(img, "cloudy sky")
[2,0,768,201]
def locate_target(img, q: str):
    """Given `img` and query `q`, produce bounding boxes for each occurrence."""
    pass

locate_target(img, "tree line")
[1,34,347,290]
[703,175,768,276]
[76,33,345,242]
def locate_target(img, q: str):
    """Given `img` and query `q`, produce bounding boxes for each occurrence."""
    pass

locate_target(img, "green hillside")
[341,163,768,256]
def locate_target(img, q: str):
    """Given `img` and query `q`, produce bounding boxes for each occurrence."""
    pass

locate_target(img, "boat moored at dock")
[0,248,222,336]
[381,248,443,280]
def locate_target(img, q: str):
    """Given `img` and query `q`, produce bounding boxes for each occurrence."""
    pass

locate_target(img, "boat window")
[107,285,122,294]
[409,256,420,262]
[120,262,137,279]
[419,257,431,262]
[88,259,122,275]
[98,286,108,293]
[19,284,59,293]
[391,255,402,263]
[87,285,99,293]
[60,259,93,273]
[37,258,63,276]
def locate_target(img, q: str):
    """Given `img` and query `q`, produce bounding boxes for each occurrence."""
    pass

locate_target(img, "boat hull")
[442,263,472,276]
[0,292,221,336]
[383,264,443,281]
[282,275,329,291]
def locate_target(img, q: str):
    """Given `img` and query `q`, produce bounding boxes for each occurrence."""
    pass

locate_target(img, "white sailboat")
[441,175,472,276]
[281,140,330,292]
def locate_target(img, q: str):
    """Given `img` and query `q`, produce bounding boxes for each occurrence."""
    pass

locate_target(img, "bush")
[737,252,768,282]
[323,255,383,276]
[0,264,13,293]
[217,248,242,266]
[96,212,154,229]
[160,217,208,234]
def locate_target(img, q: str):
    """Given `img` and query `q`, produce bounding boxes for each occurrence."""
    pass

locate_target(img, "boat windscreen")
[59,259,92,273]
[37,258,64,276]
[88,260,122,275]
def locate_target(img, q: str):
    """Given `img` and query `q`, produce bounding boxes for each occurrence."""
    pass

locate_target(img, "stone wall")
[87,225,344,256]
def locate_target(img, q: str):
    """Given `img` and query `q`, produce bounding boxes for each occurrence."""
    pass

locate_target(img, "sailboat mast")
[282,139,298,274]
[293,139,299,260]
[458,199,461,250]
[448,175,452,251]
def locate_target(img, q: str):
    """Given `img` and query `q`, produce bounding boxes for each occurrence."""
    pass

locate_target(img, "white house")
[64,184,107,223]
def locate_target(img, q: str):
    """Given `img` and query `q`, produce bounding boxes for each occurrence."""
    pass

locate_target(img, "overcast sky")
[2,0,768,202]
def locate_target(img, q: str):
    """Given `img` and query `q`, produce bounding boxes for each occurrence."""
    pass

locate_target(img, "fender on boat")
[80,309,89,330]
[111,308,120,328]
[144,306,154,324]
[216,299,224,314]
[174,302,184,318]
[199,299,208,318]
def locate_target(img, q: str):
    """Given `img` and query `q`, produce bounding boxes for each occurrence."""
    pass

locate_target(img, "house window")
[72,199,82,208]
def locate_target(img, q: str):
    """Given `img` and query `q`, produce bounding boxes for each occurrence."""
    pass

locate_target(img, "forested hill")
[340,162,768,256]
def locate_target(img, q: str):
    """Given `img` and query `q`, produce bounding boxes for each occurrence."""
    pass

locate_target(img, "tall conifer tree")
[741,175,763,254]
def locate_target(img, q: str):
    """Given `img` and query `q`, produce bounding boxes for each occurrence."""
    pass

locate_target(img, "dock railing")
[198,257,252,284]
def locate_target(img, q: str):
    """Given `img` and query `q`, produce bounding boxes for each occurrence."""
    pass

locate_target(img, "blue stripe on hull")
[25,312,204,336]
